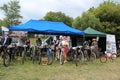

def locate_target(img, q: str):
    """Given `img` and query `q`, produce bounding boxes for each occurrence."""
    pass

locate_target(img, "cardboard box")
[41,57,48,65]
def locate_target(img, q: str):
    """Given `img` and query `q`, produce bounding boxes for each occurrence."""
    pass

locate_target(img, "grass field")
[0,38,120,80]
[0,56,120,80]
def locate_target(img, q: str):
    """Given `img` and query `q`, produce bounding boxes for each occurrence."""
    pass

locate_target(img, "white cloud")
[0,0,104,22]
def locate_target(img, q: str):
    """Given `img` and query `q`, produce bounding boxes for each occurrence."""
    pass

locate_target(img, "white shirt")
[3,36,8,45]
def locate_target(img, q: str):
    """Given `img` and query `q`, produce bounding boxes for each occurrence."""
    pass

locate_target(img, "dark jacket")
[5,37,12,45]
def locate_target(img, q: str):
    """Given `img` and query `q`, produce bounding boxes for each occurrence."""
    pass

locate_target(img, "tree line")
[0,0,120,39]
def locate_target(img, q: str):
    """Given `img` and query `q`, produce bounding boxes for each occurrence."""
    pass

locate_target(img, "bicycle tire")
[30,47,34,61]
[90,52,96,63]
[10,48,18,61]
[32,51,35,64]
[78,51,84,64]
[3,52,10,67]
[83,50,89,61]
[55,49,61,61]
[21,51,26,64]
[100,55,107,63]
[117,50,120,57]
[47,55,53,65]
[13,48,18,60]
[38,53,41,64]
[73,54,77,66]
[111,53,117,61]
[47,50,54,65]
[33,48,41,64]
[60,52,64,65]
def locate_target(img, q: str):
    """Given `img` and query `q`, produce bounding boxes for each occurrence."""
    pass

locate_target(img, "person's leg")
[64,46,69,62]
[64,54,67,62]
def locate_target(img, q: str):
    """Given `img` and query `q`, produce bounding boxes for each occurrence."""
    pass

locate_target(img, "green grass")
[0,57,120,80]
[0,38,120,80]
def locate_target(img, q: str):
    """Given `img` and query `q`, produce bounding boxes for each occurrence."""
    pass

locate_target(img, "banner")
[106,34,117,54]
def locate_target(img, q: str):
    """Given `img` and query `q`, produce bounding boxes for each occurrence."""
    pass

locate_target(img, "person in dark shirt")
[5,35,12,46]
[0,34,12,58]
[25,37,30,51]
[54,36,60,52]
[36,37,42,46]
[1,34,12,46]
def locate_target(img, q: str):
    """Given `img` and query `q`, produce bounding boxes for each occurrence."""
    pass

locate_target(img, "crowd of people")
[0,33,103,64]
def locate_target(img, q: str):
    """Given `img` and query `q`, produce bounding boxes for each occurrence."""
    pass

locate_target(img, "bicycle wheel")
[11,48,18,61]
[32,50,35,64]
[117,50,120,57]
[47,55,54,65]
[111,53,117,61]
[89,52,96,63]
[3,52,10,67]
[100,55,107,63]
[73,54,78,66]
[47,50,54,65]
[21,51,26,64]
[60,52,64,65]
[55,49,61,61]
[30,47,34,61]
[14,48,19,60]
[38,53,41,64]
[78,51,84,64]
[83,50,89,61]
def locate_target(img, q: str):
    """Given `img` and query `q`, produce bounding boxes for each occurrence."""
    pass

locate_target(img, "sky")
[0,0,105,23]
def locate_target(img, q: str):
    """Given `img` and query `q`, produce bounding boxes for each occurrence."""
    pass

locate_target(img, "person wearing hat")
[91,38,99,58]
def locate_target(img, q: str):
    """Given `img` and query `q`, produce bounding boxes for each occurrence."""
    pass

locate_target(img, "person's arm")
[91,42,94,46]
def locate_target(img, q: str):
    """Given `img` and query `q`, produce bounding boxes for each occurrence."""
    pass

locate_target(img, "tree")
[44,11,73,26]
[0,0,23,27]
[72,12,102,31]
[94,1,120,35]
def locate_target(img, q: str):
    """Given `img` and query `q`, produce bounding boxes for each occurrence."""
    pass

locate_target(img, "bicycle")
[57,45,84,66]
[9,44,19,62]
[46,46,54,65]
[69,46,84,66]
[21,45,34,64]
[38,46,54,65]
[100,51,117,63]
[83,46,96,63]
[117,49,120,57]
[33,46,42,64]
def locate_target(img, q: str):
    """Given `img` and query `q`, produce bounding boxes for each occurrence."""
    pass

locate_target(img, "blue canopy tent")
[9,19,84,36]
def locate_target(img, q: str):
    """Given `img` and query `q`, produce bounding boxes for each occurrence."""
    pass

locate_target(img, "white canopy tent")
[1,26,9,32]
[1,26,9,36]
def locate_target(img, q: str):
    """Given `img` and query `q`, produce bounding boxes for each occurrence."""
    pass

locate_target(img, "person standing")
[36,37,42,47]
[17,36,26,57]
[91,38,99,58]
[61,36,69,63]
[54,36,60,53]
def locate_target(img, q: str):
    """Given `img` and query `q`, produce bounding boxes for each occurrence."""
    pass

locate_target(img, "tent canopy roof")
[1,26,9,31]
[9,19,84,36]
[84,27,106,37]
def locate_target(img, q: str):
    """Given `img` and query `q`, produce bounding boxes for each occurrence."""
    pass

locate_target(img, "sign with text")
[106,34,117,54]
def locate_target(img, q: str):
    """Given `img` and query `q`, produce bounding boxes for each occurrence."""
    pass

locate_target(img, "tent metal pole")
[83,35,85,46]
